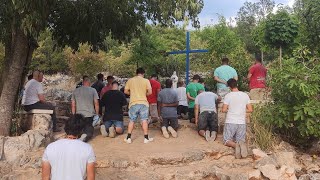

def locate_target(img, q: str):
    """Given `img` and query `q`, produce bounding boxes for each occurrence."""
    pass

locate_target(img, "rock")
[252,149,268,160]
[307,140,320,155]
[259,164,281,180]
[254,156,278,169]
[298,173,320,180]
[21,114,52,132]
[3,136,30,162]
[306,164,320,173]
[248,169,261,180]
[274,152,301,171]
[275,141,296,152]
[0,136,4,160]
[299,154,313,167]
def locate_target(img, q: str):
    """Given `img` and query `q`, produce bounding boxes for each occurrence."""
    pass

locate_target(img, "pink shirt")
[249,63,267,89]
[100,84,112,97]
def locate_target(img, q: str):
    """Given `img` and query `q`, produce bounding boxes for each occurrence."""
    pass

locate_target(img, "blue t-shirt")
[213,65,238,90]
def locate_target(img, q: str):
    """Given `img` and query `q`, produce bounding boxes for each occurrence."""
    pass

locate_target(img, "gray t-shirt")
[22,79,44,105]
[195,92,218,113]
[157,88,178,118]
[42,139,96,180]
[72,86,99,117]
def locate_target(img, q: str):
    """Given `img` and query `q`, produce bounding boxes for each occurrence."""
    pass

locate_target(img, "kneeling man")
[222,79,253,159]
[195,90,220,142]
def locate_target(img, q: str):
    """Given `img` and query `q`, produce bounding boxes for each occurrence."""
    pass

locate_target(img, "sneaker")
[168,126,178,138]
[144,137,154,144]
[124,138,132,144]
[79,134,87,142]
[100,125,108,137]
[109,127,116,138]
[239,141,248,158]
[205,130,211,142]
[235,143,241,159]
[210,131,217,141]
[161,126,170,139]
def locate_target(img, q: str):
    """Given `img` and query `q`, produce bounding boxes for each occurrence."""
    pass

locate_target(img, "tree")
[0,0,204,136]
[264,10,298,67]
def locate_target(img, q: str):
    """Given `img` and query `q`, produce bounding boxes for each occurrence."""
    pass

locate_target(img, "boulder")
[248,169,261,180]
[254,156,278,169]
[252,149,268,160]
[21,114,52,132]
[274,152,301,171]
[259,164,281,180]
[299,173,320,180]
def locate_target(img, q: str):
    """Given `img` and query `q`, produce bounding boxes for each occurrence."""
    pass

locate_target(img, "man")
[158,79,179,138]
[91,73,105,97]
[214,58,238,98]
[42,114,96,180]
[22,71,58,132]
[222,78,253,159]
[100,76,115,97]
[147,74,161,123]
[195,90,220,142]
[72,76,100,142]
[186,75,205,123]
[247,56,267,100]
[124,68,153,144]
[176,81,188,119]
[100,81,127,138]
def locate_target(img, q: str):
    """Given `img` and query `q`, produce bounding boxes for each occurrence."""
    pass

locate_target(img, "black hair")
[82,75,90,82]
[199,78,205,84]
[112,81,119,86]
[97,73,104,80]
[27,74,33,80]
[227,78,238,89]
[256,56,262,63]
[151,74,158,79]
[106,76,114,82]
[177,81,184,87]
[192,74,201,81]
[165,79,173,88]
[64,114,86,137]
[136,68,145,75]
[222,57,229,64]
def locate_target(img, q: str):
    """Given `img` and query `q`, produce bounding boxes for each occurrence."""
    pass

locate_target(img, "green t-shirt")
[186,82,205,108]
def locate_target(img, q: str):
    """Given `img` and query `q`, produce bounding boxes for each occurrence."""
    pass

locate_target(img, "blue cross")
[167,31,209,84]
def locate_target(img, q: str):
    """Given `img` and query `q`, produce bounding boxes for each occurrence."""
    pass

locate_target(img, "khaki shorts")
[149,104,159,119]
[249,88,266,100]
[217,88,230,99]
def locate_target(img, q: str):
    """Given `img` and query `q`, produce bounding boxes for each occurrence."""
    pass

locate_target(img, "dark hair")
[97,73,104,80]
[106,76,114,81]
[27,74,33,80]
[64,114,85,136]
[192,74,201,81]
[199,78,205,84]
[227,78,238,89]
[256,56,262,63]
[165,79,173,88]
[83,75,90,82]
[222,58,229,64]
[112,81,119,86]
[177,81,184,87]
[151,74,158,79]
[136,68,145,75]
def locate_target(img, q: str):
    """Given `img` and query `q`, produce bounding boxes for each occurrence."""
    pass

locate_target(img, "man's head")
[199,78,205,85]
[97,73,104,81]
[177,81,185,87]
[165,79,173,88]
[222,57,229,65]
[198,89,204,95]
[255,56,262,64]
[32,71,40,81]
[27,74,33,81]
[111,81,120,90]
[136,68,145,76]
[38,72,44,82]
[227,78,238,90]
[106,76,114,84]
[192,74,201,82]
[150,74,158,80]
[82,75,91,86]
[65,114,85,137]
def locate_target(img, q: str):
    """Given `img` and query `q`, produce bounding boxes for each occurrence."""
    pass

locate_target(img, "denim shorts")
[223,123,246,144]
[128,104,149,122]
[104,120,124,129]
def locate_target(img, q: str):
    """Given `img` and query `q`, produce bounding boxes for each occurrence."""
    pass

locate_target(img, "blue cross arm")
[167,50,187,55]
[189,49,209,53]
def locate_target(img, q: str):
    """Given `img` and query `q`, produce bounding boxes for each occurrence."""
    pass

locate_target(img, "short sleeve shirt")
[101,90,127,121]
[157,88,178,118]
[214,65,238,90]
[125,76,152,108]
[42,139,96,180]
[72,86,99,117]
[249,63,267,89]
[195,92,218,113]
[22,79,44,105]
[223,91,250,124]
[147,79,161,104]
[186,82,205,108]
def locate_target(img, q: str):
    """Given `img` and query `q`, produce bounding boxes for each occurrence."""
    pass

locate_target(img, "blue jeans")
[128,104,149,122]
[104,120,124,130]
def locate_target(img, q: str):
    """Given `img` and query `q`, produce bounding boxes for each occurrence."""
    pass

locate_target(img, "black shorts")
[198,111,218,132]
[177,105,188,115]
[162,118,179,130]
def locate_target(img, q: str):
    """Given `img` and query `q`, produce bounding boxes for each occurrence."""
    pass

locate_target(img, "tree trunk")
[0,28,34,136]
[279,46,282,68]
[261,50,264,63]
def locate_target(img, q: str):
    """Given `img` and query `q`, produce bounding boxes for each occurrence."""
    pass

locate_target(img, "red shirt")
[147,79,161,104]
[249,63,267,89]
[100,84,112,97]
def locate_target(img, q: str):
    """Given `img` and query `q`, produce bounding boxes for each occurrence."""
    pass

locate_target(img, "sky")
[196,0,295,28]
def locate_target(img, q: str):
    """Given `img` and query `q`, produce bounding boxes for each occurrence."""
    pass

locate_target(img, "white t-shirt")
[42,139,96,180]
[195,92,218,113]
[224,91,250,124]
[22,79,44,105]
[175,87,188,106]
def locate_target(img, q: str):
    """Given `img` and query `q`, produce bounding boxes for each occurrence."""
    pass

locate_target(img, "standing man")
[42,114,96,180]
[195,90,220,142]
[124,68,153,144]
[71,76,100,142]
[214,58,238,98]
[186,75,205,123]
[100,76,115,97]
[176,81,188,119]
[91,73,105,97]
[158,79,179,139]
[22,71,58,132]
[247,57,267,100]
[222,79,253,159]
[147,74,161,123]
[100,81,127,138]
